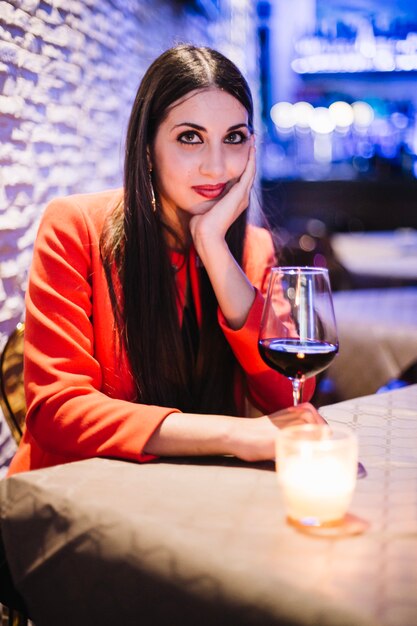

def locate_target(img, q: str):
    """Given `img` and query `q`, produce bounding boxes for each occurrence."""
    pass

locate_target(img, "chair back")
[0,323,26,444]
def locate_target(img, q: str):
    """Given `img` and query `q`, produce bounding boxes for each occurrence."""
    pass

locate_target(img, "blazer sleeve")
[218,227,315,413]
[23,196,179,464]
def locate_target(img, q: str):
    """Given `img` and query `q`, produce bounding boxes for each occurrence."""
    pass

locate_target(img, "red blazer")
[8,189,313,475]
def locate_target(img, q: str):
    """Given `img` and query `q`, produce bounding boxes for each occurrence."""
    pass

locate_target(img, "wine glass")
[258,267,338,406]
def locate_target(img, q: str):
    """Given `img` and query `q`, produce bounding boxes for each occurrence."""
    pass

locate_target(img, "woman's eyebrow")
[173,122,206,131]
[172,122,249,132]
[228,123,250,131]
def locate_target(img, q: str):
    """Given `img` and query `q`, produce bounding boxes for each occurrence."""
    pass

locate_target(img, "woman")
[8,44,323,476]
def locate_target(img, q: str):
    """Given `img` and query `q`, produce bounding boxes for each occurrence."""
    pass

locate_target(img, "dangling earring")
[149,169,157,213]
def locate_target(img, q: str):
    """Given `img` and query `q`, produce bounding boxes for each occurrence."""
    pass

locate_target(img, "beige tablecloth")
[328,287,417,399]
[1,385,417,626]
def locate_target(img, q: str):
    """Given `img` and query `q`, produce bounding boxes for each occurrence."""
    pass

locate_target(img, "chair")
[0,323,26,445]
[377,359,417,394]
[0,322,28,625]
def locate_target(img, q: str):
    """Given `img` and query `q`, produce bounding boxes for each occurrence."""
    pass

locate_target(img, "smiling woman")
[151,88,253,244]
[7,44,322,477]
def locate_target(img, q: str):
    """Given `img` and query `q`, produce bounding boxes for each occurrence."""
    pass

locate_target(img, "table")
[1,385,417,626]
[327,287,417,400]
[331,230,417,283]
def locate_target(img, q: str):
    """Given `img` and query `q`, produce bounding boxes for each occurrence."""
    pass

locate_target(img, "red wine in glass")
[259,267,339,405]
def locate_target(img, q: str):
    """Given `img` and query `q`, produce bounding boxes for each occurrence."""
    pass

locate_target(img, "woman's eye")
[224,132,248,144]
[178,132,202,144]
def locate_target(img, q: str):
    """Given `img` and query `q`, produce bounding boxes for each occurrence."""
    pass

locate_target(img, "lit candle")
[276,425,358,526]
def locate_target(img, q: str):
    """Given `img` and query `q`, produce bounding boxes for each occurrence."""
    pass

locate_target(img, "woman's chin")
[188,200,217,215]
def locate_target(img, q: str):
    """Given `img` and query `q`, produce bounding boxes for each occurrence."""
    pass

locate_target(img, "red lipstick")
[192,183,226,199]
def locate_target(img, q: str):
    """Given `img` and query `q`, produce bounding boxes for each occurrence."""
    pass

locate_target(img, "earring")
[149,169,157,213]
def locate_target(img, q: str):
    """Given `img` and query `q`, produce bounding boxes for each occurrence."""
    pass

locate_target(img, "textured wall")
[0,0,257,472]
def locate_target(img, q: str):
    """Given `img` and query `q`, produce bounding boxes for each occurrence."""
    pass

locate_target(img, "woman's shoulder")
[40,188,123,235]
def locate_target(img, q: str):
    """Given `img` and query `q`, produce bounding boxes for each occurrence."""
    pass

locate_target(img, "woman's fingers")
[230,403,326,462]
[225,144,256,211]
[269,403,327,428]
[240,143,256,189]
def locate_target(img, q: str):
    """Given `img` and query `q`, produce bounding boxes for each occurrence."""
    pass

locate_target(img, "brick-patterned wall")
[0,0,257,472]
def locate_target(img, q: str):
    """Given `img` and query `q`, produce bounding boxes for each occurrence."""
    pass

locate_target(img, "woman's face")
[151,87,252,232]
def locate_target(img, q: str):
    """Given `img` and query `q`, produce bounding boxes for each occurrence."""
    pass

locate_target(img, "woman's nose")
[199,144,226,178]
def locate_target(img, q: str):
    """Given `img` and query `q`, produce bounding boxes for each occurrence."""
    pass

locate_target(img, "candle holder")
[276,424,358,528]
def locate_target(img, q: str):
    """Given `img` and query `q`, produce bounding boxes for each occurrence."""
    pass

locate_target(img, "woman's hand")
[189,141,256,250]
[268,402,326,429]
[187,143,257,330]
[229,403,327,463]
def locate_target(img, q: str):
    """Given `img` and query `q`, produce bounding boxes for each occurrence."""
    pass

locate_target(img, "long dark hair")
[101,44,254,414]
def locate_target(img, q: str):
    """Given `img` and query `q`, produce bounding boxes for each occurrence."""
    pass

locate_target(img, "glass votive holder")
[276,424,358,528]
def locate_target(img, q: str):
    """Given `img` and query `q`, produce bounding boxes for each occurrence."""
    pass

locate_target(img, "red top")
[8,189,313,475]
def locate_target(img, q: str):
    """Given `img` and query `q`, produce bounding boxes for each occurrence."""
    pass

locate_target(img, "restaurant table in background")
[1,386,417,626]
[325,287,417,400]
[331,230,417,284]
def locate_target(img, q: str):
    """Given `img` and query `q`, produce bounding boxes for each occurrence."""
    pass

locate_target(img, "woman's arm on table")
[144,403,324,462]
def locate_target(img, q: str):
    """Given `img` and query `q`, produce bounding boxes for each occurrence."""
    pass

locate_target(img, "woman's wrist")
[190,223,227,263]
[226,415,277,462]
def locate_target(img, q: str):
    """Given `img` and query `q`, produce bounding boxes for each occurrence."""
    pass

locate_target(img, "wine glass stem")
[292,378,303,406]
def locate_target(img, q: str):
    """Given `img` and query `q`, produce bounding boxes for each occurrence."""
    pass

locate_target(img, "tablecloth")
[1,385,417,626]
